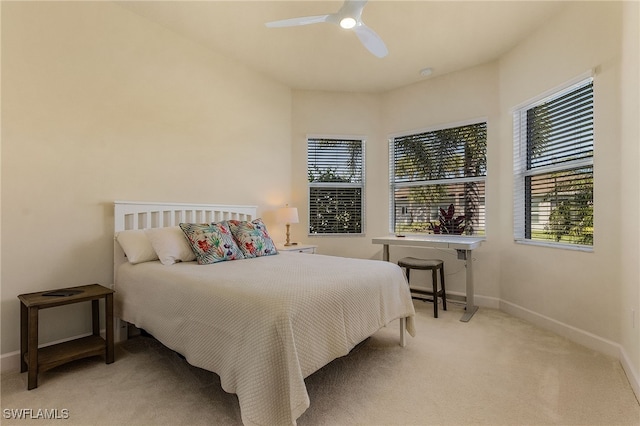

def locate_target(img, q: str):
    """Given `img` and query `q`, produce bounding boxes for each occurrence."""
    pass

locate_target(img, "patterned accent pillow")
[179,222,245,265]
[227,219,278,258]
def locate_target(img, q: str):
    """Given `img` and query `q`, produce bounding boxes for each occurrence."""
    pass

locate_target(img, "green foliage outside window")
[523,80,594,246]
[308,139,363,235]
[392,122,487,235]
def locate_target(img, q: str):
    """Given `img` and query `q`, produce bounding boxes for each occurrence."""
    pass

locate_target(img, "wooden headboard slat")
[114,201,257,274]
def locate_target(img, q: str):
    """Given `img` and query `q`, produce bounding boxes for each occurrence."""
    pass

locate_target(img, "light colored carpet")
[2,301,639,425]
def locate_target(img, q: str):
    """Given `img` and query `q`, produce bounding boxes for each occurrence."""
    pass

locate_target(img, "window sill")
[514,239,593,252]
[308,233,365,238]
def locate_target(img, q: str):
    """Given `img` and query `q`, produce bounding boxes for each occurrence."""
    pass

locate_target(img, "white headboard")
[113,201,257,272]
[114,201,256,233]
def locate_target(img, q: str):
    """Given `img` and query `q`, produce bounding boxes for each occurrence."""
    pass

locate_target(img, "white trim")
[445,290,500,309]
[1,351,20,373]
[514,238,594,252]
[521,157,594,177]
[308,233,365,238]
[500,299,639,401]
[114,200,256,232]
[619,346,640,401]
[394,176,486,187]
[306,133,367,142]
[500,299,619,356]
[308,182,363,188]
[388,137,395,234]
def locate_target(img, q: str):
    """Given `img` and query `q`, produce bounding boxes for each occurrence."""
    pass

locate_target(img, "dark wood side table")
[18,283,114,390]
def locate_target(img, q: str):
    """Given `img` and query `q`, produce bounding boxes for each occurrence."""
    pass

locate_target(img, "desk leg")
[383,244,389,262]
[27,307,39,390]
[460,249,479,322]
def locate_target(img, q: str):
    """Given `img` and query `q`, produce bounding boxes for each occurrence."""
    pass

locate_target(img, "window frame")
[306,134,366,237]
[388,119,488,236]
[512,72,594,251]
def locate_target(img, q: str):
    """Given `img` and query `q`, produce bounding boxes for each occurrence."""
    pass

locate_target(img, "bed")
[113,201,416,426]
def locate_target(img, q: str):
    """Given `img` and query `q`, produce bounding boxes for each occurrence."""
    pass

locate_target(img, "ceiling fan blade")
[339,0,368,19]
[265,14,330,28]
[265,0,389,58]
[353,24,388,58]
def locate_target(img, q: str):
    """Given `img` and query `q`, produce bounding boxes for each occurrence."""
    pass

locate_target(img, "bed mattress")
[115,252,415,425]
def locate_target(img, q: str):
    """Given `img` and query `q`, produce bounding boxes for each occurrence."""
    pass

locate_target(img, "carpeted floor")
[2,300,639,425]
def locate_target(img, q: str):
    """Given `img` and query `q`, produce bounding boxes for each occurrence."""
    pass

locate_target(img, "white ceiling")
[117,1,567,93]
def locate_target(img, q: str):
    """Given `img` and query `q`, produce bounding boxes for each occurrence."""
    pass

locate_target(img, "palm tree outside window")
[390,121,487,236]
[307,137,364,235]
[513,75,594,249]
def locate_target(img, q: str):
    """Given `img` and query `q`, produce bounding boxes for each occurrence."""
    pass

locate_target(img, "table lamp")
[277,205,299,246]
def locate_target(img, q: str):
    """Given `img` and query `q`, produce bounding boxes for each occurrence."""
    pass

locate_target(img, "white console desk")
[372,235,484,322]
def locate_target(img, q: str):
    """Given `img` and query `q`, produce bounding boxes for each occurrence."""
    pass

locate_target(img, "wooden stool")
[398,257,447,318]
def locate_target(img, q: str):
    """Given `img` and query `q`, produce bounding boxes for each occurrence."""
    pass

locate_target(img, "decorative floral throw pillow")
[179,222,244,265]
[227,219,278,258]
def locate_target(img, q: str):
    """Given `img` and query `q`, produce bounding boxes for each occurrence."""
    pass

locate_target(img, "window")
[307,137,364,235]
[513,76,594,249]
[390,121,487,235]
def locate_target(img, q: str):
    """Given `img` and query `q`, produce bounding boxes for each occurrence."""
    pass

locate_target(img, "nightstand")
[277,244,318,254]
[18,284,114,390]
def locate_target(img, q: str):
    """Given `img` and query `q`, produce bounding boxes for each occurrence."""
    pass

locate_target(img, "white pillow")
[116,230,159,264]
[145,226,196,265]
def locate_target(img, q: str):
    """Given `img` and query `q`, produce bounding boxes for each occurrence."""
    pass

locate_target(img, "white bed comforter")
[115,252,415,426]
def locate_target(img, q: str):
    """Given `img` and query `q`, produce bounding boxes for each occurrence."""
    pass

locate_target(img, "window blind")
[514,77,594,248]
[390,121,487,235]
[526,82,594,169]
[307,138,364,235]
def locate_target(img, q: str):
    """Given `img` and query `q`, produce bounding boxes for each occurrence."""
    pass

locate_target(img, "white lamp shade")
[277,207,299,224]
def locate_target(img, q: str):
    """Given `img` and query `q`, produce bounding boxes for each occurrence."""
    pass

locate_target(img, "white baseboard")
[1,350,21,374]
[619,346,640,401]
[500,299,639,402]
[445,290,501,309]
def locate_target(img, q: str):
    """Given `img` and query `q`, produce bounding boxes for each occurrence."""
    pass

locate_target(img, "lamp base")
[284,223,296,247]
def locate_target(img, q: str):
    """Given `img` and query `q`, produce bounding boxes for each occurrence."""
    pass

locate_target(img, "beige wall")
[498,1,623,340]
[619,0,640,384]
[290,91,383,259]
[497,1,639,382]
[1,2,292,355]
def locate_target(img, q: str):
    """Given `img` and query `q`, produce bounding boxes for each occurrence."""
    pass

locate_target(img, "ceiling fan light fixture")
[340,17,357,29]
[265,1,388,58]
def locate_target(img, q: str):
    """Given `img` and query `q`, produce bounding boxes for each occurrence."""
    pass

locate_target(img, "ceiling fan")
[265,0,388,58]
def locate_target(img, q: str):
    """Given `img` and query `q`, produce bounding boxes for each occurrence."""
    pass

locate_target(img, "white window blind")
[307,137,364,235]
[513,77,594,248]
[390,121,487,235]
